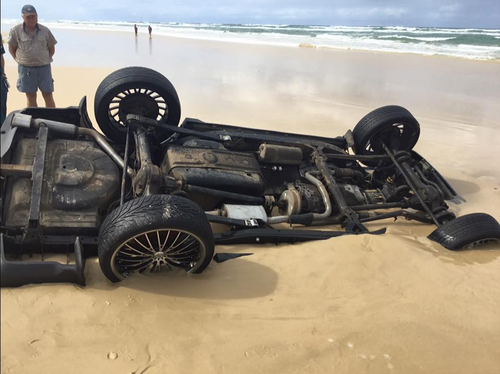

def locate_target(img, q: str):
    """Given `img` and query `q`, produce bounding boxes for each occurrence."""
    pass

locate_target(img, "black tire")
[94,66,181,143]
[353,106,420,162]
[428,213,500,250]
[98,194,214,282]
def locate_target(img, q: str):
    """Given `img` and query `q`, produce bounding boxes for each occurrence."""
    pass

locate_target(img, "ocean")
[2,20,500,61]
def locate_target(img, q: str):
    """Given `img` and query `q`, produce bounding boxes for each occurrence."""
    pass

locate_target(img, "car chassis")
[1,67,499,287]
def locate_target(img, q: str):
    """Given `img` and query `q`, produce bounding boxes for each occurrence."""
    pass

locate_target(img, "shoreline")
[4,27,499,124]
[2,23,499,63]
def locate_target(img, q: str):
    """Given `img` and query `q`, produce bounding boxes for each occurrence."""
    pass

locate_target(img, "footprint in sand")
[107,352,118,360]
[383,354,394,369]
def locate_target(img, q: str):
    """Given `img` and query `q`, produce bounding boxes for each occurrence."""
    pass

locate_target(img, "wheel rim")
[363,122,419,154]
[466,238,500,249]
[110,229,207,280]
[107,88,169,128]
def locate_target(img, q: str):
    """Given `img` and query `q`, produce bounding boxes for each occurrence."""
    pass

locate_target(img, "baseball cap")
[22,5,37,15]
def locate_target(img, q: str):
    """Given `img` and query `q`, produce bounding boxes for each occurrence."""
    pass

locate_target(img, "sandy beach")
[1,28,500,374]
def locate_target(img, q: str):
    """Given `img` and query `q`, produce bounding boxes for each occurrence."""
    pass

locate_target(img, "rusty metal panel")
[163,145,262,172]
[4,138,120,233]
[162,145,265,195]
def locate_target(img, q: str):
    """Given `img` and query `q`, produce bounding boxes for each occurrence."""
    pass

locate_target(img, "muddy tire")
[428,213,500,250]
[98,195,214,282]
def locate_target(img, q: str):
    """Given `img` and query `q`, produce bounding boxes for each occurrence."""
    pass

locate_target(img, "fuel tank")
[3,138,120,233]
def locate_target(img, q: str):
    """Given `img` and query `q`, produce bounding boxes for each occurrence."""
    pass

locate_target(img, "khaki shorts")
[17,64,54,93]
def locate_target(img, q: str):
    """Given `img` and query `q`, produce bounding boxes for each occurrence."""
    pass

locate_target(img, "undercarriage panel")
[162,145,266,195]
[3,138,120,233]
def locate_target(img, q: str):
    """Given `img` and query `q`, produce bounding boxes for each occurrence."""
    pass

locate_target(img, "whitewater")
[2,20,499,61]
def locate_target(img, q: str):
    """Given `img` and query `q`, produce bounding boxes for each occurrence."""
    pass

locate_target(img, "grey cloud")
[1,0,499,28]
[337,7,409,19]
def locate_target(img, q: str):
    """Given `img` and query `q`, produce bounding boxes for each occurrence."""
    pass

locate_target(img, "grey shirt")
[8,23,57,67]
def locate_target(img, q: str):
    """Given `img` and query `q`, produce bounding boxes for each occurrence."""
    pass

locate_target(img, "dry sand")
[1,30,500,374]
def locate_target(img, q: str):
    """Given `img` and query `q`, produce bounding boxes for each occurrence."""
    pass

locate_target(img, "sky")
[1,0,499,28]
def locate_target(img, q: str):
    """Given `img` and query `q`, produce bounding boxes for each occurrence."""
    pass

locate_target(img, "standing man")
[1,36,8,125]
[148,25,152,37]
[7,4,57,108]
[134,24,138,36]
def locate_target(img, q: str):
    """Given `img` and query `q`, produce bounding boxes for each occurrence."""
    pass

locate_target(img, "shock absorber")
[382,145,441,226]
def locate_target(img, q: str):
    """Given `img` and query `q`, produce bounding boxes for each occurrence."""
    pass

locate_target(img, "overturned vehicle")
[1,67,499,287]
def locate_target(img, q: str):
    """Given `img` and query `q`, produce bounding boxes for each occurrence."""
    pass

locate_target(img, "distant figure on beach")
[1,36,8,125]
[134,24,138,36]
[7,4,57,108]
[148,25,152,37]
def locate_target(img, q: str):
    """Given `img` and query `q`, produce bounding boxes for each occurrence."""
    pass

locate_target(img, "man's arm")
[1,54,5,71]
[47,29,57,59]
[8,44,17,61]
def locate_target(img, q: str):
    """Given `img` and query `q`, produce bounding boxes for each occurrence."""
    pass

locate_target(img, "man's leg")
[38,65,55,107]
[26,92,38,107]
[17,65,38,107]
[41,92,56,108]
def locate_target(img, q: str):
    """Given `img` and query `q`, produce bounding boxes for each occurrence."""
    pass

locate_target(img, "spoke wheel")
[352,105,420,166]
[111,229,206,280]
[95,67,181,143]
[98,194,214,283]
[362,122,418,155]
[108,89,168,127]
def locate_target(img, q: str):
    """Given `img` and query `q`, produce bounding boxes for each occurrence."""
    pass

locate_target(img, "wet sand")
[1,28,500,374]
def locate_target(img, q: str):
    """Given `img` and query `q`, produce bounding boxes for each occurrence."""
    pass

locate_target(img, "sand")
[1,29,500,374]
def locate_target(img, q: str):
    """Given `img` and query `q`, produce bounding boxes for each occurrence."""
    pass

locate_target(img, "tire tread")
[428,213,500,250]
[353,105,420,157]
[94,67,181,142]
[98,195,214,282]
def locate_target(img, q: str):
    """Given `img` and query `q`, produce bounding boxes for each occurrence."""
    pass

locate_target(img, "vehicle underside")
[1,67,499,287]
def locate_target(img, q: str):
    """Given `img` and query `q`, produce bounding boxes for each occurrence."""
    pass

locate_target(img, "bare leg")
[41,92,56,108]
[26,92,38,107]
